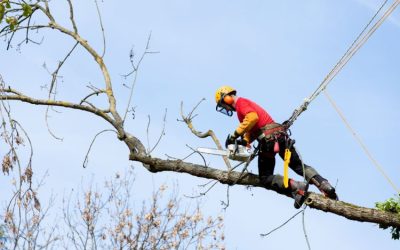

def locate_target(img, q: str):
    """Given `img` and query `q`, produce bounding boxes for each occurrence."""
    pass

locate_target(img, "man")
[215,86,338,208]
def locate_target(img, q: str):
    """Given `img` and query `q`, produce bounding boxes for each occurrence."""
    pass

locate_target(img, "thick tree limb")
[305,193,400,228]
[129,153,400,228]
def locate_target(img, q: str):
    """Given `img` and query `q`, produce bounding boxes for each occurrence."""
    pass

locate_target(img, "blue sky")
[1,0,400,249]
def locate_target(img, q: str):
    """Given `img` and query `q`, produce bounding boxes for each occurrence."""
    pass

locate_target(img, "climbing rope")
[324,90,400,194]
[285,0,399,128]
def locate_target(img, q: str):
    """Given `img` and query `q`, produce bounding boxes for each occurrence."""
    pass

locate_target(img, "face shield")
[216,102,235,117]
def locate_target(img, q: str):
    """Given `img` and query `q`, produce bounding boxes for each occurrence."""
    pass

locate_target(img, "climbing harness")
[257,123,288,142]
[257,123,296,188]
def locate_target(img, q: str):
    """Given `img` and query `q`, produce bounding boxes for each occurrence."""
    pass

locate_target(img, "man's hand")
[225,134,237,148]
[225,132,248,148]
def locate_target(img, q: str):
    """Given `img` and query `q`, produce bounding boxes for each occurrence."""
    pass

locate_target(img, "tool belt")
[257,123,287,142]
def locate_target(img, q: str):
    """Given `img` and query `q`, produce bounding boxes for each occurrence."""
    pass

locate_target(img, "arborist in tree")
[215,86,338,208]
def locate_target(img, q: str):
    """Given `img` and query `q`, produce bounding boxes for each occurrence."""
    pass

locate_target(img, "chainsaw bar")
[197,147,230,157]
[197,145,251,162]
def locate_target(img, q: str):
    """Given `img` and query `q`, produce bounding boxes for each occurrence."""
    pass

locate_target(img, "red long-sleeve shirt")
[235,97,274,142]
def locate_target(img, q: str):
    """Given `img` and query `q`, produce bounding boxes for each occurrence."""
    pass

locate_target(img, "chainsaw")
[197,142,252,162]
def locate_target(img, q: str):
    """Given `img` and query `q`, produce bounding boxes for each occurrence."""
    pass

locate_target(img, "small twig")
[79,90,106,105]
[232,145,259,185]
[184,180,219,199]
[67,0,78,33]
[17,35,44,47]
[45,109,63,141]
[83,129,117,168]
[230,161,245,171]
[127,106,136,120]
[260,208,305,237]
[187,98,204,120]
[45,42,79,141]
[146,115,151,152]
[24,15,32,44]
[6,28,16,50]
[221,186,230,210]
[198,179,215,188]
[186,144,207,167]
[122,33,158,123]
[165,151,195,161]
[94,0,106,57]
[49,42,79,96]
[148,109,167,154]
[200,181,218,195]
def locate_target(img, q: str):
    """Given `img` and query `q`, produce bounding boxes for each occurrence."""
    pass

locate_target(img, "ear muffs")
[223,95,234,105]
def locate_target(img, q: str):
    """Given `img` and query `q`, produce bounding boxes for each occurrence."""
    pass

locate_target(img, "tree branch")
[47,19,123,135]
[180,100,232,170]
[0,91,115,127]
[129,153,400,228]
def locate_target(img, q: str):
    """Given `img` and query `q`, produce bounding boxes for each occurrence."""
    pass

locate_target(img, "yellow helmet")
[215,86,236,116]
[215,86,236,104]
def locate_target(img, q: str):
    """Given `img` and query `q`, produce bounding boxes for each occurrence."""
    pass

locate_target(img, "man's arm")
[227,112,259,146]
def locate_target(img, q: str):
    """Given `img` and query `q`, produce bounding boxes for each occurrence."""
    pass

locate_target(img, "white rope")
[286,0,399,127]
[324,89,400,194]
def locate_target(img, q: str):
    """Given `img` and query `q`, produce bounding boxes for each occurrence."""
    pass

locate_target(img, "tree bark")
[305,193,400,228]
[130,153,400,228]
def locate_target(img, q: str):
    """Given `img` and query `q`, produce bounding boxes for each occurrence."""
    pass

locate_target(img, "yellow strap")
[283,149,291,188]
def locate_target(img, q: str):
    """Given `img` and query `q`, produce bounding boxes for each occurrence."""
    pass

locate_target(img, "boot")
[318,181,338,200]
[289,179,309,209]
[311,176,338,200]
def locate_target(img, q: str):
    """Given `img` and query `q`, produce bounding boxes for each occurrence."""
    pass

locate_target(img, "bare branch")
[36,1,55,22]
[80,90,106,105]
[130,153,400,228]
[40,17,124,136]
[260,208,305,237]
[67,0,78,33]
[185,144,207,168]
[48,41,79,96]
[1,87,116,126]
[146,115,151,153]
[180,100,232,170]
[94,0,106,58]
[221,186,230,210]
[83,129,117,168]
[122,33,159,123]
[146,109,167,154]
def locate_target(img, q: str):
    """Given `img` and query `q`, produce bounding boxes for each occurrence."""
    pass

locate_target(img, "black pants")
[258,135,318,193]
